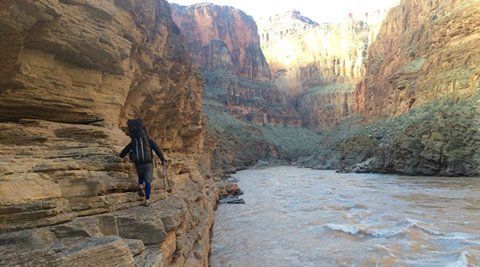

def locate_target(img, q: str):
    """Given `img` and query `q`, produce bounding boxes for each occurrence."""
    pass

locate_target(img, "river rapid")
[211,166,480,266]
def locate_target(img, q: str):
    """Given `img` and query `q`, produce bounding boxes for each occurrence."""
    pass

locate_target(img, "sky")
[168,0,400,23]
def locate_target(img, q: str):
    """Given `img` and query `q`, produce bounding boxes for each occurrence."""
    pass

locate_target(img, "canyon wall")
[258,10,386,130]
[171,3,299,127]
[259,10,377,94]
[355,0,480,176]
[0,0,217,266]
[170,3,270,81]
[171,3,319,173]
[356,0,480,118]
[305,0,480,176]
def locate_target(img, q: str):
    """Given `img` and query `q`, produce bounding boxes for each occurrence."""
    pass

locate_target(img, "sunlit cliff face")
[258,9,387,96]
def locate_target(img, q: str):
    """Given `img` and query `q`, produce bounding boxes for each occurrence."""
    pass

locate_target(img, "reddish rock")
[355,0,480,119]
[171,3,270,81]
[171,3,301,128]
[216,181,242,198]
[170,2,311,175]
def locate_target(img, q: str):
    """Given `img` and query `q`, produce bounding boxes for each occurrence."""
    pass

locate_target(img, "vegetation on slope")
[204,96,321,173]
[302,95,480,176]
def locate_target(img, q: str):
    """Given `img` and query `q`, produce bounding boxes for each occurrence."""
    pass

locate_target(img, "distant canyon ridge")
[171,0,480,177]
[171,3,390,131]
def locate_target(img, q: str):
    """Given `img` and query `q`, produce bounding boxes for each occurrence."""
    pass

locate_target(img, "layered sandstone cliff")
[258,10,386,130]
[306,0,480,176]
[171,3,299,127]
[353,0,480,176]
[0,0,216,266]
[171,3,319,173]
[356,0,480,118]
[170,3,270,81]
[258,10,376,94]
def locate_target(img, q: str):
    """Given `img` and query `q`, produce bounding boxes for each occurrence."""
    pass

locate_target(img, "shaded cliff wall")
[296,83,356,130]
[170,3,270,81]
[171,3,300,127]
[305,0,480,176]
[0,0,216,266]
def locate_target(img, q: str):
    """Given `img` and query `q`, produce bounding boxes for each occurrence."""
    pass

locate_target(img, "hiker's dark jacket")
[120,138,166,163]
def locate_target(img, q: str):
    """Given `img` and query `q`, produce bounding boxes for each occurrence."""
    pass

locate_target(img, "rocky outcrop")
[170,3,320,175]
[305,98,480,176]
[171,3,300,128]
[170,3,270,81]
[201,70,301,127]
[351,0,480,176]
[371,103,480,176]
[305,0,480,176]
[355,0,480,119]
[296,83,356,130]
[0,0,216,266]
[1,195,215,266]
[258,10,385,130]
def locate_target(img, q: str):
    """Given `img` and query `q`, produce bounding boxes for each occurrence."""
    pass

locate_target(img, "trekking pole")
[152,157,157,201]
[162,162,167,195]
[163,163,172,194]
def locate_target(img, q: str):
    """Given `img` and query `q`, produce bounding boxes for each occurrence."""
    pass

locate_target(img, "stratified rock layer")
[352,0,480,176]
[171,3,270,81]
[171,3,320,174]
[258,10,386,130]
[296,83,356,130]
[306,0,480,176]
[170,3,300,127]
[0,0,216,266]
[259,11,374,95]
[355,0,480,118]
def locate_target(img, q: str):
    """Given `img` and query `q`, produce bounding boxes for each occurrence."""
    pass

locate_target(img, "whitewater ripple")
[324,219,475,241]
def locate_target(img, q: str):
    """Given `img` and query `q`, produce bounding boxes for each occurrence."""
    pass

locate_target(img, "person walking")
[120,119,166,206]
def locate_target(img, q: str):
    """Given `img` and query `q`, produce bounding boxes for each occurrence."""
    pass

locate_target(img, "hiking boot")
[144,199,151,207]
[137,186,145,197]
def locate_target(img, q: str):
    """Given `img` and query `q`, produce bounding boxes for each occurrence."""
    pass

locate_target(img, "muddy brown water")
[211,166,480,266]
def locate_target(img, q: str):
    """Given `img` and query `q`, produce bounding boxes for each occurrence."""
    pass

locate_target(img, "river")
[211,166,480,266]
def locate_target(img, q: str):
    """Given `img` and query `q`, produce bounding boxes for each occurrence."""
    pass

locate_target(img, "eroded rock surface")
[1,195,216,266]
[171,3,270,81]
[171,3,300,127]
[358,0,480,176]
[259,10,380,95]
[355,0,480,118]
[305,0,480,176]
[258,9,387,130]
[0,0,217,265]
[170,3,320,174]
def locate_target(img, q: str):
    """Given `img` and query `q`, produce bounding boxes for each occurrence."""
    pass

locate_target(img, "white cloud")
[168,0,400,22]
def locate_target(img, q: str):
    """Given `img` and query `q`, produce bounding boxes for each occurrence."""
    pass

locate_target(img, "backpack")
[127,119,153,164]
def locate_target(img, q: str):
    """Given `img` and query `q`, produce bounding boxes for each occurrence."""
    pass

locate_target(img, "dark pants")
[135,163,153,199]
